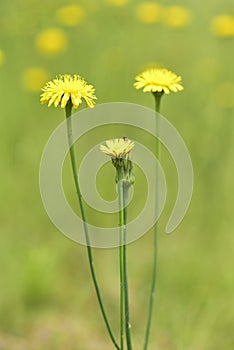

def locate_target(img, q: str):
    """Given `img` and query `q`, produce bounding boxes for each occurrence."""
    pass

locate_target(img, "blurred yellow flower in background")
[135,2,162,24]
[214,81,234,108]
[40,74,97,109]
[211,15,234,37]
[134,68,184,94]
[22,67,50,92]
[0,49,5,66]
[163,6,192,28]
[35,28,67,55]
[56,5,86,27]
[106,0,130,7]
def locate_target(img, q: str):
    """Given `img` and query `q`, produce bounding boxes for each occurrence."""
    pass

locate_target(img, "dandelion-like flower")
[134,68,184,94]
[135,2,162,24]
[40,74,97,109]
[36,28,67,55]
[100,138,135,158]
[211,15,234,37]
[163,6,192,28]
[100,138,135,184]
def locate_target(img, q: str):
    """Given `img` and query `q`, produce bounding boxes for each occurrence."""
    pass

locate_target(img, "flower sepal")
[113,158,135,187]
[152,91,164,98]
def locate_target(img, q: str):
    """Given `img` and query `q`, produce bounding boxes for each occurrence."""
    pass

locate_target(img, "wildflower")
[22,67,50,92]
[134,68,183,94]
[40,74,97,109]
[100,138,135,184]
[56,5,85,27]
[163,6,192,28]
[36,28,67,55]
[211,15,234,37]
[100,138,135,158]
[135,2,162,24]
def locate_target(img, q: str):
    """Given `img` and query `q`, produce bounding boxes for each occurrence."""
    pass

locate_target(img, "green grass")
[0,0,234,349]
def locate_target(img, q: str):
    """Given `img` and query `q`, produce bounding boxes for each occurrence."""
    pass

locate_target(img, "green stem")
[123,184,133,350]
[65,101,120,350]
[143,93,163,350]
[118,178,125,350]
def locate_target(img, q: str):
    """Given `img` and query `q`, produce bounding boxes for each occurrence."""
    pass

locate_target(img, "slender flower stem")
[65,101,120,350]
[123,184,133,350]
[143,93,163,350]
[118,178,125,350]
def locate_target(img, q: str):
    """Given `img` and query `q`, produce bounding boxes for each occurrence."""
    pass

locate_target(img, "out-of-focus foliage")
[0,0,233,349]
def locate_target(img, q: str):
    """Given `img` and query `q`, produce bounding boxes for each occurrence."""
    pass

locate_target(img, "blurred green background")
[0,0,234,349]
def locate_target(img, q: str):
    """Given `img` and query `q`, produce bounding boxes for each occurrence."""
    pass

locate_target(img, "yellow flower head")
[163,6,192,28]
[36,28,67,56]
[40,74,97,109]
[135,2,162,24]
[100,138,135,158]
[211,15,234,37]
[134,68,184,94]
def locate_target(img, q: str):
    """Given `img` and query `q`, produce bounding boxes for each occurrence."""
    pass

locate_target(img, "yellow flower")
[36,28,67,55]
[106,0,130,6]
[211,15,234,37]
[163,6,192,28]
[22,67,50,92]
[135,2,162,24]
[0,49,5,66]
[100,138,135,158]
[134,68,184,94]
[56,5,86,27]
[40,74,97,109]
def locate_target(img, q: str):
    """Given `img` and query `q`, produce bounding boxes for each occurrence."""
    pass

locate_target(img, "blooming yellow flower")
[56,5,86,27]
[0,49,5,66]
[210,15,234,37]
[36,28,67,55]
[135,2,162,24]
[100,138,135,158]
[134,68,184,94]
[163,6,192,28]
[22,67,50,92]
[40,74,97,109]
